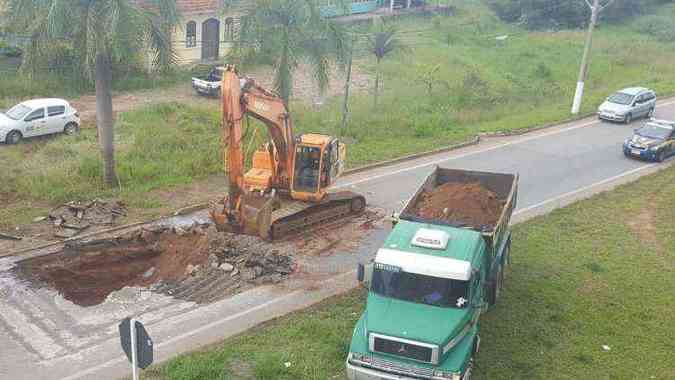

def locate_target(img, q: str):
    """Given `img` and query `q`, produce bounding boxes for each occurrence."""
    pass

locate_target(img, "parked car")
[191,66,225,97]
[0,98,80,144]
[623,119,675,162]
[597,87,656,124]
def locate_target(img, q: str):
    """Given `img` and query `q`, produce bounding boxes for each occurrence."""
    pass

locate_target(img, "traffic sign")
[119,317,154,379]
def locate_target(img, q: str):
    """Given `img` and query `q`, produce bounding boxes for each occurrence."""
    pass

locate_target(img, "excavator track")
[270,191,366,240]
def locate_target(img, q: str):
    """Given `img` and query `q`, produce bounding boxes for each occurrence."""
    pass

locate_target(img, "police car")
[623,119,675,162]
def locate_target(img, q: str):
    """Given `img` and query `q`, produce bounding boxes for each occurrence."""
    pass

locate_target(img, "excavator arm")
[211,65,366,240]
[211,65,296,238]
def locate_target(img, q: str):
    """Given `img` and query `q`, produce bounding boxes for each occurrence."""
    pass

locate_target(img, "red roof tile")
[134,0,221,14]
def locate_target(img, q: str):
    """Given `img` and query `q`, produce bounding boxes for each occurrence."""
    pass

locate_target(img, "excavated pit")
[14,228,210,307]
[412,182,506,228]
[12,209,383,308]
[13,224,297,307]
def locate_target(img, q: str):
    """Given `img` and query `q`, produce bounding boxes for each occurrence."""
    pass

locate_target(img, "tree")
[417,63,445,97]
[230,0,348,107]
[367,20,403,109]
[7,0,179,187]
[487,0,659,29]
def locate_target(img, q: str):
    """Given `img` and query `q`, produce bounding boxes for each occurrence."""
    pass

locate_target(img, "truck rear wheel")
[502,240,511,280]
[488,265,504,307]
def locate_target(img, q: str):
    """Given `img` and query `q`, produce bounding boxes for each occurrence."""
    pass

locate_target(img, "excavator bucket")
[210,193,275,240]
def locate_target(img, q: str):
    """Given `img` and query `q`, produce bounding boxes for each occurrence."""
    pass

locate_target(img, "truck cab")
[347,167,518,380]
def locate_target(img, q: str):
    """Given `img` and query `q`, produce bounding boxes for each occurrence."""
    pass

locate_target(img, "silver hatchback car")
[597,87,656,124]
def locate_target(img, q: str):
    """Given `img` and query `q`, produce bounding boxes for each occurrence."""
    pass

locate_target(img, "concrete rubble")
[48,199,127,238]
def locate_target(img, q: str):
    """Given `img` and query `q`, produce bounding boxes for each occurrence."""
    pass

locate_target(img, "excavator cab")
[291,134,345,202]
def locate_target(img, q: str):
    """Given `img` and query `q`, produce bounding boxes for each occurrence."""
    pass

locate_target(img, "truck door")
[23,108,46,137]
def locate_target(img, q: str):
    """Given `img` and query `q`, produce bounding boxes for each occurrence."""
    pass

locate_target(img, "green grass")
[293,1,675,166]
[4,3,675,223]
[0,103,222,227]
[137,164,675,380]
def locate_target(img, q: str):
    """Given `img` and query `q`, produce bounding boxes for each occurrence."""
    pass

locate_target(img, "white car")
[0,98,80,144]
[597,87,656,124]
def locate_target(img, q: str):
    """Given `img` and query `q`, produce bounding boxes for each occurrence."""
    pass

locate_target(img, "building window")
[186,21,197,48]
[224,17,234,41]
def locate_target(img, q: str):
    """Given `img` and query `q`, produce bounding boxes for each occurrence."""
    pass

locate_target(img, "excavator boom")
[210,65,365,240]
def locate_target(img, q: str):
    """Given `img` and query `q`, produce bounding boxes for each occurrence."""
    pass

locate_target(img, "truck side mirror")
[357,263,365,282]
[390,212,400,228]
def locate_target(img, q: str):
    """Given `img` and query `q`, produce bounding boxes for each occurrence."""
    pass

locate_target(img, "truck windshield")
[371,268,469,308]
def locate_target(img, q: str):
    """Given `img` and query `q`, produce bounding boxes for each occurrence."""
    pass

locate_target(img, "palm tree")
[367,21,402,109]
[6,0,179,187]
[230,0,348,107]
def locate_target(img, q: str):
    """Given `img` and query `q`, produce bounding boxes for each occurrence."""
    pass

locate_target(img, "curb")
[0,111,603,258]
[478,112,596,137]
[343,136,481,175]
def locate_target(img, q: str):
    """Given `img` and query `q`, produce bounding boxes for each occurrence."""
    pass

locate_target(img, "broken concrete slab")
[0,232,22,241]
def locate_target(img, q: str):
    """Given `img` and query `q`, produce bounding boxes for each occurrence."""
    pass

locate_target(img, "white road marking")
[60,289,307,380]
[0,298,64,360]
[337,100,675,189]
[513,163,658,216]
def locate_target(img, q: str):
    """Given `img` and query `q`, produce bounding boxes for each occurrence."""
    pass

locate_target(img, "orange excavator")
[210,65,366,240]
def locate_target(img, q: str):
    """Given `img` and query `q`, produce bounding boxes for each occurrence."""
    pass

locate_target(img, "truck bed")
[400,167,518,234]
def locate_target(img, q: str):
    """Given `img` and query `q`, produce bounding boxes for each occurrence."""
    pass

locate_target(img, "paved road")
[1,102,674,380]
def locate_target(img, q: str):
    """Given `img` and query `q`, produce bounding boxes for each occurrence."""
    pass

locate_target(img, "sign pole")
[130,318,139,380]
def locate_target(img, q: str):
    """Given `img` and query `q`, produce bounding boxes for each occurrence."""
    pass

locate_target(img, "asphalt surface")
[0,101,674,380]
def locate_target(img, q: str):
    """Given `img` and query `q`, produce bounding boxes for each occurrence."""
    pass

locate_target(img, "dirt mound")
[15,227,209,306]
[412,182,505,228]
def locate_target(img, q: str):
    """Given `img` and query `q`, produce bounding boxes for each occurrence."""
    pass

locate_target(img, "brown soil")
[14,227,210,307]
[412,182,505,228]
[12,207,382,307]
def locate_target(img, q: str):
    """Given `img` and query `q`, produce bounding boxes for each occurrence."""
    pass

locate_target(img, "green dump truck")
[347,167,519,380]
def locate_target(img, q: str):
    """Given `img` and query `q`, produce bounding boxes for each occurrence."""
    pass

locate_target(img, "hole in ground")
[14,228,210,307]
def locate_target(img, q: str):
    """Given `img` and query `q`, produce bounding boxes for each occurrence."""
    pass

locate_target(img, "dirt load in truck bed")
[412,182,505,228]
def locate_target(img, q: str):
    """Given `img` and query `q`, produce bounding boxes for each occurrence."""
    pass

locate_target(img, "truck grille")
[372,335,434,363]
[370,357,435,378]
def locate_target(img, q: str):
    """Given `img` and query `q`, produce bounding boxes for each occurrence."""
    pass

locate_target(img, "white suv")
[0,98,80,144]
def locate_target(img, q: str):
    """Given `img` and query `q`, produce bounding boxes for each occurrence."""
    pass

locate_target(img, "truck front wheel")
[462,357,475,380]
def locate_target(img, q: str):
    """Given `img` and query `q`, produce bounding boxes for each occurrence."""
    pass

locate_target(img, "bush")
[487,0,660,29]
[635,14,675,41]
[0,40,23,57]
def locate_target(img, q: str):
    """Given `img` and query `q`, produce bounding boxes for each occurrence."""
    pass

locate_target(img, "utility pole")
[571,0,614,114]
[340,39,355,134]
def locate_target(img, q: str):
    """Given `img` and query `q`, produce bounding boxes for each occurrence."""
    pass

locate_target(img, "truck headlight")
[350,352,372,364]
[433,369,461,380]
[649,146,659,151]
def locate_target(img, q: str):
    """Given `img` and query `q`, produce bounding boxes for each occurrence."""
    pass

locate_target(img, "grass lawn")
[136,164,675,380]
[0,103,222,228]
[4,3,675,225]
